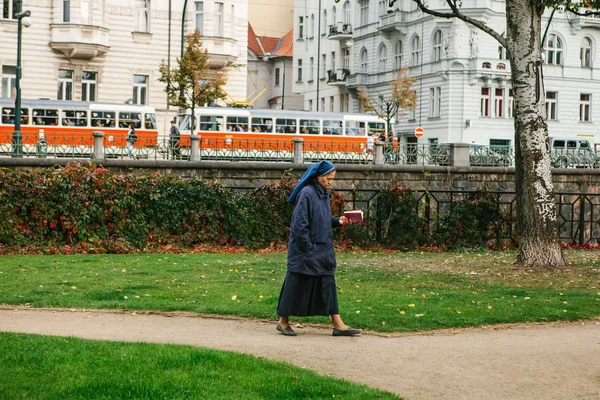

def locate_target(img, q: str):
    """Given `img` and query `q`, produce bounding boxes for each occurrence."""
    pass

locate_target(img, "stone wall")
[3,158,600,194]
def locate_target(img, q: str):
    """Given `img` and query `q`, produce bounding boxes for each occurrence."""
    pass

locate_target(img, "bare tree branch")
[412,0,507,48]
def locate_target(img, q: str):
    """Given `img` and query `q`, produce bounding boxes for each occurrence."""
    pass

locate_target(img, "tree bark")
[505,0,567,267]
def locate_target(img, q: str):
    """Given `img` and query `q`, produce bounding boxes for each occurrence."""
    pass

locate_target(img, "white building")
[0,0,249,136]
[296,0,600,148]
[292,0,355,113]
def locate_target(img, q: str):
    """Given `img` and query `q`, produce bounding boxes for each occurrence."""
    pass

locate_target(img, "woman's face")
[317,170,336,188]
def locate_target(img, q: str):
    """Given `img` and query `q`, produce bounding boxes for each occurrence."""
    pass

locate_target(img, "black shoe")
[332,327,362,337]
[276,322,297,336]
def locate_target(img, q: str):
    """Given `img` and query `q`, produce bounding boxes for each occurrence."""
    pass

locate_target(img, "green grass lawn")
[0,332,401,400]
[0,250,598,332]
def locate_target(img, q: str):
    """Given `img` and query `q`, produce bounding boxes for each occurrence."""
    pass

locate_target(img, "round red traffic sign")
[414,127,424,138]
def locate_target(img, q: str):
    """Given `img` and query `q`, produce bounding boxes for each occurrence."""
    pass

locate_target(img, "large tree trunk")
[506,0,567,267]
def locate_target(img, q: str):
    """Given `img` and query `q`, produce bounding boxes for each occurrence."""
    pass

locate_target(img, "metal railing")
[4,131,600,168]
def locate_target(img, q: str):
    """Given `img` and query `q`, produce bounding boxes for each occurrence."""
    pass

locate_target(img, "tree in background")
[159,30,227,131]
[403,0,600,267]
[356,68,417,135]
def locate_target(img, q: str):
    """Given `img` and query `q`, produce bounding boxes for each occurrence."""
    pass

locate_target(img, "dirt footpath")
[1,306,599,400]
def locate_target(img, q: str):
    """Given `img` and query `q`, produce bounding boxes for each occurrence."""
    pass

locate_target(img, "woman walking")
[276,161,362,337]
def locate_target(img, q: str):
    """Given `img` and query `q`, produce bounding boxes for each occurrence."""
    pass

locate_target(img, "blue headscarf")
[288,160,335,204]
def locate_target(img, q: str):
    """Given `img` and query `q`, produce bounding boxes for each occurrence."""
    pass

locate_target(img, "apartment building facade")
[296,0,600,147]
[0,0,248,136]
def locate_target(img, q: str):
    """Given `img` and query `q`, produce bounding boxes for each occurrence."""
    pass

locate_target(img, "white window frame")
[310,14,315,38]
[507,89,514,118]
[581,37,592,68]
[2,0,16,19]
[394,41,403,69]
[1,65,16,98]
[214,2,224,37]
[545,91,557,121]
[322,53,327,77]
[58,69,73,100]
[494,88,504,118]
[297,59,303,82]
[378,44,387,73]
[545,34,563,65]
[133,74,149,105]
[430,87,441,117]
[580,93,591,122]
[195,1,204,34]
[135,0,150,33]
[329,96,335,112]
[344,1,351,25]
[360,0,368,26]
[480,87,490,117]
[298,16,304,39]
[411,35,420,67]
[432,30,442,62]
[82,71,97,102]
[360,48,368,73]
[309,57,314,81]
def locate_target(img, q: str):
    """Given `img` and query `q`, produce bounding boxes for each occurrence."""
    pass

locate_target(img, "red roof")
[248,23,293,58]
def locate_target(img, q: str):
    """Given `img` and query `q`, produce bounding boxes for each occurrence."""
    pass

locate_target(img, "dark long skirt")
[277,271,339,317]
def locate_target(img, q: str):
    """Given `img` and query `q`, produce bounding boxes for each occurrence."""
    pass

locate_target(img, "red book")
[343,210,363,223]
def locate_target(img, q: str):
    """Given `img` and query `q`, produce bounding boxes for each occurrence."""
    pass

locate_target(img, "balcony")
[327,68,350,86]
[201,36,239,68]
[345,73,369,89]
[378,11,407,35]
[328,23,353,40]
[49,24,110,59]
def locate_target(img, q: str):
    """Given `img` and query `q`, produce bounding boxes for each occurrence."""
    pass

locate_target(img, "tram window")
[32,109,59,126]
[300,119,320,134]
[226,116,248,132]
[323,120,343,135]
[368,122,386,136]
[62,110,88,126]
[91,111,115,128]
[2,107,29,124]
[345,121,366,136]
[1,107,15,124]
[119,112,142,129]
[200,115,223,131]
[144,113,156,129]
[276,118,297,134]
[251,117,273,133]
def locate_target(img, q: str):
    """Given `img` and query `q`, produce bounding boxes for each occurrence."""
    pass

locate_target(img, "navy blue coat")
[287,182,341,276]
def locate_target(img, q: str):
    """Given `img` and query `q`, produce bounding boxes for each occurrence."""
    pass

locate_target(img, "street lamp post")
[12,6,32,158]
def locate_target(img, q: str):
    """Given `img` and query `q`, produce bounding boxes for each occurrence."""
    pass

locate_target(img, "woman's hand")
[339,216,349,225]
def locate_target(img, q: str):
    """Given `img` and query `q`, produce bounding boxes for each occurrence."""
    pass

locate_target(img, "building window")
[495,88,504,118]
[2,0,17,19]
[309,57,314,81]
[275,68,280,86]
[344,1,351,25]
[80,0,92,24]
[195,1,204,34]
[360,0,368,26]
[1,65,16,98]
[62,0,70,23]
[430,87,441,117]
[321,97,325,111]
[322,9,327,34]
[480,87,490,117]
[580,94,591,122]
[545,91,557,120]
[135,0,150,32]
[322,54,327,78]
[298,16,304,39]
[394,41,403,69]
[332,5,337,25]
[378,44,387,73]
[331,51,336,72]
[214,2,223,36]
[343,48,350,70]
[507,89,514,118]
[411,35,420,66]
[432,30,442,62]
[409,91,417,120]
[57,69,73,100]
[378,0,386,16]
[310,14,315,38]
[308,99,313,111]
[133,74,148,105]
[330,96,335,112]
[544,34,563,65]
[360,48,368,73]
[297,59,303,82]
[498,32,507,59]
[82,71,97,102]
[581,37,592,68]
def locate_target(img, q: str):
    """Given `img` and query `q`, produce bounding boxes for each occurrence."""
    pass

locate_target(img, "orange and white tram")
[0,98,158,147]
[177,108,391,152]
